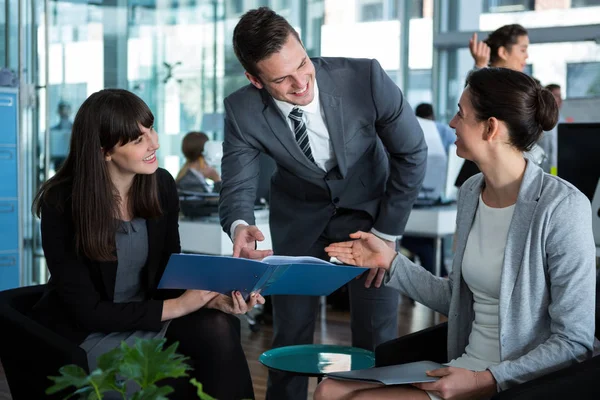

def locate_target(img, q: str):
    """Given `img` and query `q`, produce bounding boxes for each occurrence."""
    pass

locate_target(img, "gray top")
[80,218,170,379]
[113,218,148,303]
[385,160,596,391]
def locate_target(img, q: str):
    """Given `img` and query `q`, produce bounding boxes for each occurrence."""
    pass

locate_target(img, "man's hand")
[413,367,497,400]
[469,33,491,68]
[233,225,273,259]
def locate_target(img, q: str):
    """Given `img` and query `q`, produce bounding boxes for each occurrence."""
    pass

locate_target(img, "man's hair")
[232,7,302,77]
[545,83,561,92]
[415,103,435,120]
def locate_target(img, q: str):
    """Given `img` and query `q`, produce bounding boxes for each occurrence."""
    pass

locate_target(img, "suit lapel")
[261,90,323,174]
[316,65,347,177]
[499,161,543,323]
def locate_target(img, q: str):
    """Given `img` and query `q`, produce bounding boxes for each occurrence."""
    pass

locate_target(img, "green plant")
[47,338,215,400]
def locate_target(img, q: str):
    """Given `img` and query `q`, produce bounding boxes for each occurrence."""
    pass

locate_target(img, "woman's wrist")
[475,370,497,396]
[384,248,398,270]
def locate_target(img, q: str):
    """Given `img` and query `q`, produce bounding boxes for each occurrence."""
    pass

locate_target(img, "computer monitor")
[557,123,600,201]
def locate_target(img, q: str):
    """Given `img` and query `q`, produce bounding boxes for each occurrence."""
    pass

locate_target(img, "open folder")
[158,254,368,299]
[326,361,445,385]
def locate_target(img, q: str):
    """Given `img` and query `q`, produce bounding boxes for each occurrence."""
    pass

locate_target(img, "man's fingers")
[247,226,265,241]
[373,268,386,288]
[240,248,273,260]
[364,268,377,288]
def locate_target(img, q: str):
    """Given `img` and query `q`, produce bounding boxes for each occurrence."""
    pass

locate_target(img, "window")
[360,2,384,22]
[567,62,600,98]
[482,0,535,13]
[571,0,600,7]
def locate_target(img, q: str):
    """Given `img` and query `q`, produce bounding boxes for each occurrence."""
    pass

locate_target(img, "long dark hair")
[33,89,162,261]
[466,68,558,152]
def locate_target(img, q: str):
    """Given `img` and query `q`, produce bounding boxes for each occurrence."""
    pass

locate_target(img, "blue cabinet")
[0,88,19,290]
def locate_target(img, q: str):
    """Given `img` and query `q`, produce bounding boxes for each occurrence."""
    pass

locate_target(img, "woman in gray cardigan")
[315,68,597,400]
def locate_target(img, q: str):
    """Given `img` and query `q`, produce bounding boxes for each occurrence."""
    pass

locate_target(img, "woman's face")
[496,34,529,72]
[105,124,160,179]
[449,89,487,162]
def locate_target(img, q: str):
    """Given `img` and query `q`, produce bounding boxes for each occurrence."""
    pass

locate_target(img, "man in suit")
[219,7,427,400]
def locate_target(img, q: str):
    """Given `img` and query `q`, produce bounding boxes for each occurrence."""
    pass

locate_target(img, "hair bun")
[535,87,559,132]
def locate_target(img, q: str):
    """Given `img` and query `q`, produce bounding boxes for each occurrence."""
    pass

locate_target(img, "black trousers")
[163,308,254,400]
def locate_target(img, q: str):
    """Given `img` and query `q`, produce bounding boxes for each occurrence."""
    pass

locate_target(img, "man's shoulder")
[314,57,374,74]
[225,83,263,106]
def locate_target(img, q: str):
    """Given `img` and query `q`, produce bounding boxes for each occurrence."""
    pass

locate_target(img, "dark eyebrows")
[270,56,307,83]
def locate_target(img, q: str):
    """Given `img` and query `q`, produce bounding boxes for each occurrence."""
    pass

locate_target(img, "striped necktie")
[288,107,315,163]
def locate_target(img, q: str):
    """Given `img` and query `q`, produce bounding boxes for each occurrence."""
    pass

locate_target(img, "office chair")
[375,315,600,399]
[0,285,88,400]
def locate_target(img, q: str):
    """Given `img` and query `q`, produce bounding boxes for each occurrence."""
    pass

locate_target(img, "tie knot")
[289,107,303,119]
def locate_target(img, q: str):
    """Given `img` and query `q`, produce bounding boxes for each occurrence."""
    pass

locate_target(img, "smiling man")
[219,7,427,400]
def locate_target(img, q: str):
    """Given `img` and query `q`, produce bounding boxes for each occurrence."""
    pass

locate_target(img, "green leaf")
[130,384,174,400]
[189,378,216,400]
[118,338,190,388]
[46,365,90,395]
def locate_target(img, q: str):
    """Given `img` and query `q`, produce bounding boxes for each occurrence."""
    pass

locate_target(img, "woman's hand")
[206,291,265,315]
[324,231,397,270]
[413,367,497,400]
[469,33,491,69]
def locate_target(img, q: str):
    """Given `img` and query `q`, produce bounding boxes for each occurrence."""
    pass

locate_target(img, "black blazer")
[31,168,182,344]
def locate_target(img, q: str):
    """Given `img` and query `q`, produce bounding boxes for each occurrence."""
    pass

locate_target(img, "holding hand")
[206,291,265,315]
[469,33,491,68]
[325,231,397,277]
[233,225,274,260]
[413,367,497,400]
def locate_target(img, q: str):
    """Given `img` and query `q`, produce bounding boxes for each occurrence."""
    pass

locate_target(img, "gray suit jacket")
[219,57,427,254]
[385,160,596,391]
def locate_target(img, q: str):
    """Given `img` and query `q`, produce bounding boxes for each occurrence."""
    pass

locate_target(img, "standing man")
[219,7,427,400]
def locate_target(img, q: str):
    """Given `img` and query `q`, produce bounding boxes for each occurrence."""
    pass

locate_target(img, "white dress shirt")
[230,79,398,243]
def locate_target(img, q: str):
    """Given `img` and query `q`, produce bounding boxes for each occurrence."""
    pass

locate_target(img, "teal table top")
[259,344,375,377]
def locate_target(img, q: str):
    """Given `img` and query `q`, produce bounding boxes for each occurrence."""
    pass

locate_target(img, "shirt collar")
[273,78,320,118]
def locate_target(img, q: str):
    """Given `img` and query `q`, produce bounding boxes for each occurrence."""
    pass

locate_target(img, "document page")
[261,255,333,265]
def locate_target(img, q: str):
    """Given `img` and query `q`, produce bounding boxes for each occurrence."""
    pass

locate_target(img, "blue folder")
[158,254,368,299]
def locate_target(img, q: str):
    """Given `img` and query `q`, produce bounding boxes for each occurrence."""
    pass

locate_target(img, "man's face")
[246,33,316,106]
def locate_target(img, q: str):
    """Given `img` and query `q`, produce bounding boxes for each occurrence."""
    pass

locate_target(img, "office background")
[1,0,600,288]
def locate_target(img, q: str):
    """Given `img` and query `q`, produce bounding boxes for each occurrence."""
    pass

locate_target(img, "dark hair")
[233,7,302,77]
[181,131,209,162]
[415,103,435,119]
[545,83,561,92]
[485,24,528,65]
[466,68,558,152]
[33,89,162,261]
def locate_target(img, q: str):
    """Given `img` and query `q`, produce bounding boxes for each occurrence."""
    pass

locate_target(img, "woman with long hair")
[469,24,529,72]
[176,131,221,190]
[315,68,596,400]
[31,88,262,399]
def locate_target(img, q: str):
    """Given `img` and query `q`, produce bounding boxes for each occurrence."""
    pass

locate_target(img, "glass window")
[480,1,600,28]
[482,0,535,13]
[567,62,600,98]
[360,2,384,22]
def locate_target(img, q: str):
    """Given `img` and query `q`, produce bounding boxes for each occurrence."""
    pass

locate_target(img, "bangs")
[98,89,154,150]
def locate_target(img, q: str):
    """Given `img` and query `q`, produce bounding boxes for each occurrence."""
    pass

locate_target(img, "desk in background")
[403,205,457,277]
[179,209,272,255]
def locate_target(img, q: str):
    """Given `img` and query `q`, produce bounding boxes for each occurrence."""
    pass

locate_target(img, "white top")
[449,195,515,371]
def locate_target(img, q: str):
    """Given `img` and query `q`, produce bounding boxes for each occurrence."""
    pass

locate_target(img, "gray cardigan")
[385,159,596,391]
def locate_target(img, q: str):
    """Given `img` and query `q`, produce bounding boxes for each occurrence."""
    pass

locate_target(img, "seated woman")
[31,89,263,400]
[317,68,596,400]
[176,131,221,193]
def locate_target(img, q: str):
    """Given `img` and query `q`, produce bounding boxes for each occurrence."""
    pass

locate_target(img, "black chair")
[0,285,88,400]
[375,320,600,399]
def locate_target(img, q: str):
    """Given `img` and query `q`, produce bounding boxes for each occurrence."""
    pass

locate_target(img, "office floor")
[0,297,444,400]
